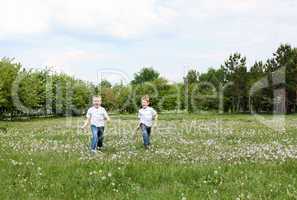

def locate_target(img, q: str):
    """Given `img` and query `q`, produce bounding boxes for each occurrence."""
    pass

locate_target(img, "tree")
[183,70,199,113]
[270,44,297,113]
[17,69,44,115]
[185,69,199,85]
[112,84,135,113]
[98,80,112,88]
[0,58,21,118]
[72,80,92,115]
[248,61,267,112]
[131,67,160,84]
[197,68,226,111]
[222,53,248,112]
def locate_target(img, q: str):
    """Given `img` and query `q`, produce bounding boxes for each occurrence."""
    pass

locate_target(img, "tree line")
[0,44,297,119]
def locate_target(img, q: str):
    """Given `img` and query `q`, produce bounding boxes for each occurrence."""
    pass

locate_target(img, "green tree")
[183,69,199,112]
[72,80,92,115]
[0,58,21,119]
[98,80,112,88]
[131,67,160,85]
[269,44,297,113]
[248,61,266,113]
[185,69,199,85]
[222,53,248,112]
[16,69,44,116]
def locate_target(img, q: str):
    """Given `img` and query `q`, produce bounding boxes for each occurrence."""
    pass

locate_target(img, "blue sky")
[1,0,297,84]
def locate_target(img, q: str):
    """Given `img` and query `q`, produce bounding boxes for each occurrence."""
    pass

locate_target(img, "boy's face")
[141,100,149,108]
[93,98,101,107]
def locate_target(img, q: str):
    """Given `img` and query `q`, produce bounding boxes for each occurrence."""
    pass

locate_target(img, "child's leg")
[140,124,149,147]
[97,127,105,148]
[90,125,98,150]
[147,127,151,145]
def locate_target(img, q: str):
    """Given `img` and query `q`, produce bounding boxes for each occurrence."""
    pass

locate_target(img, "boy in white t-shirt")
[138,95,158,149]
[81,96,110,153]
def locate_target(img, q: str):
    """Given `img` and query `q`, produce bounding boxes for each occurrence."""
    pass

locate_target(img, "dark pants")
[90,125,105,150]
[140,123,151,146]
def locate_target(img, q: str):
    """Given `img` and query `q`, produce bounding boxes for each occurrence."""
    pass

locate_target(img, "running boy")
[138,95,158,149]
[81,96,110,153]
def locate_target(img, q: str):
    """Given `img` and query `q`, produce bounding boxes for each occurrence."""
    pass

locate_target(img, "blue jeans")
[90,125,105,150]
[140,123,151,146]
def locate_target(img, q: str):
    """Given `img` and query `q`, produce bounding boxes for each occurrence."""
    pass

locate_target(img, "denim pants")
[90,125,105,150]
[140,123,151,146]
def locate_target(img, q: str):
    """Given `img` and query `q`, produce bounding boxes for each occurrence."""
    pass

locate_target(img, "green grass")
[1,114,297,199]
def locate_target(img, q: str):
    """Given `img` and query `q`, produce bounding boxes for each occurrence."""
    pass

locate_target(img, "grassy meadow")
[1,114,297,199]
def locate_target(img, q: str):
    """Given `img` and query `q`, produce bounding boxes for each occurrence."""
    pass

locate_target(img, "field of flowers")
[1,114,297,199]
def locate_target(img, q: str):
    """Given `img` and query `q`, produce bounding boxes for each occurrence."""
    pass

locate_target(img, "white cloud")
[1,0,297,83]
[0,0,50,37]
[45,50,91,65]
[43,49,113,70]
[0,0,178,39]
[49,0,179,38]
[1,0,296,40]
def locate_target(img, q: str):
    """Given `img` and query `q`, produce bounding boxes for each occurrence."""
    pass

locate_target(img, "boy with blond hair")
[138,95,158,149]
[82,96,110,153]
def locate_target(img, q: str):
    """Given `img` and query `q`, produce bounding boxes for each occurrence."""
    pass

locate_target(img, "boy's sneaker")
[97,147,104,152]
[91,150,97,154]
[144,145,150,150]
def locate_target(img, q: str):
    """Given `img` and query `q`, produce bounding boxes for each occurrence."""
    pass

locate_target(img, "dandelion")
[89,171,97,176]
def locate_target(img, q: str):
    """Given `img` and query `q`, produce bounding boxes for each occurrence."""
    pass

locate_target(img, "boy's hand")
[81,117,91,132]
[152,119,158,133]
[132,123,141,141]
[136,123,141,130]
[80,125,88,132]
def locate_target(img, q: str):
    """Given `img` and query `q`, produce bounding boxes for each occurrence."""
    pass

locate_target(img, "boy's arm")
[137,110,141,126]
[105,115,111,122]
[81,109,91,130]
[152,109,158,128]
[152,109,158,120]
[81,117,91,130]
[154,113,158,121]
[104,109,111,121]
[154,113,158,124]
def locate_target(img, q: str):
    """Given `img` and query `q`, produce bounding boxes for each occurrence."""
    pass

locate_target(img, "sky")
[1,0,297,84]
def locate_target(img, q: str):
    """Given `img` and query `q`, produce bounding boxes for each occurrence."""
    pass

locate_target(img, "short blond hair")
[93,96,102,101]
[141,95,150,102]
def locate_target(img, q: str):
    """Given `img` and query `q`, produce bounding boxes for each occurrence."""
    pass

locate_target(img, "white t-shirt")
[138,107,157,127]
[86,106,109,127]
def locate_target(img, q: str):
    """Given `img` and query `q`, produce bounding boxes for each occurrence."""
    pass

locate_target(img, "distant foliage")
[131,67,160,85]
[0,44,297,119]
